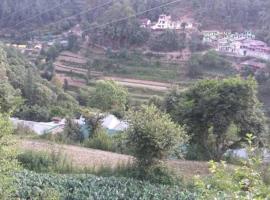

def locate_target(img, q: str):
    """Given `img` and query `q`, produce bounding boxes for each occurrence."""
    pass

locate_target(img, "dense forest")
[1,0,270,44]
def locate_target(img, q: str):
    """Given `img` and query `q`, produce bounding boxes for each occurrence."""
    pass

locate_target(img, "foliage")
[14,170,196,200]
[84,129,114,151]
[165,77,267,161]
[17,150,74,174]
[0,0,79,32]
[187,51,233,78]
[1,46,79,121]
[0,81,22,114]
[187,54,203,78]
[45,45,62,61]
[90,80,128,114]
[191,0,270,35]
[127,105,188,167]
[0,114,19,198]
[150,31,186,52]
[67,34,80,52]
[188,33,207,52]
[63,118,83,143]
[132,163,181,185]
[89,1,150,48]
[195,134,270,199]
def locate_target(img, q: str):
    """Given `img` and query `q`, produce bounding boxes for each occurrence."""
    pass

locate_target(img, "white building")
[239,39,270,60]
[140,18,151,28]
[217,38,270,60]
[202,30,220,43]
[151,14,181,30]
[204,30,256,44]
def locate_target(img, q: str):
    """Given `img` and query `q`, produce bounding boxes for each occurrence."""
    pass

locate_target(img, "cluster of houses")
[202,30,270,61]
[4,24,84,57]
[140,14,194,31]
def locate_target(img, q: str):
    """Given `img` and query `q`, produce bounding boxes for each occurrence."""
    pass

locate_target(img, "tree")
[0,81,22,114]
[127,105,188,167]
[63,118,82,143]
[187,51,234,78]
[46,45,60,61]
[67,34,80,52]
[187,54,203,78]
[0,80,19,198]
[90,80,128,114]
[150,30,186,52]
[89,1,149,48]
[165,77,266,161]
[82,109,104,138]
[0,114,18,198]
[188,32,206,52]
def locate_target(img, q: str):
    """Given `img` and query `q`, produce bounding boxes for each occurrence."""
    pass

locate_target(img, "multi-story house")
[238,39,270,60]
[217,38,270,60]
[151,14,181,30]
[202,30,220,43]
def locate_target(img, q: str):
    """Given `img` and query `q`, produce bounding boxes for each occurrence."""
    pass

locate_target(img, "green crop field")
[14,171,197,200]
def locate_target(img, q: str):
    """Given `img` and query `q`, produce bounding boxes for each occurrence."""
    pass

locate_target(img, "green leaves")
[90,80,128,114]
[127,105,188,166]
[14,170,196,199]
[166,77,266,160]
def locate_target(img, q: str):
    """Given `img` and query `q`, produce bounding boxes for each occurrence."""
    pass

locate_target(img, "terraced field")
[53,49,188,102]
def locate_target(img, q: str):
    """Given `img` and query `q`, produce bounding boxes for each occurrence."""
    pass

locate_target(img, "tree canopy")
[165,77,267,161]
[90,80,128,115]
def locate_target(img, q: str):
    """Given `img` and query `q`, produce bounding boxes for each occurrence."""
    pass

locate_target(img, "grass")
[17,149,134,176]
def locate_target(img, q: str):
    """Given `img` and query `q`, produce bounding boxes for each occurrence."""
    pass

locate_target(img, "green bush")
[84,130,113,151]
[133,163,182,185]
[195,134,270,199]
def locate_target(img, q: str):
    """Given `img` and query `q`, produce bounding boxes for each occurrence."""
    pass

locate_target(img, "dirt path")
[18,140,209,178]
[103,76,171,91]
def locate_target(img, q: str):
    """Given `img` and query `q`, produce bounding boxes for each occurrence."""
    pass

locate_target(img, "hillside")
[0,45,78,121]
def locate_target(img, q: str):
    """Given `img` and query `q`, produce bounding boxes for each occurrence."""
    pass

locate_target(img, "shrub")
[127,105,188,167]
[62,118,83,143]
[195,134,270,199]
[84,130,113,151]
[133,163,181,185]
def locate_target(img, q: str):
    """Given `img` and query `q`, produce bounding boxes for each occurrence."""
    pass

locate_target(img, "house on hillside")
[140,18,151,28]
[202,30,220,43]
[151,14,181,30]
[237,39,270,60]
[216,37,270,60]
[203,30,256,44]
[69,24,83,37]
[151,14,194,31]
